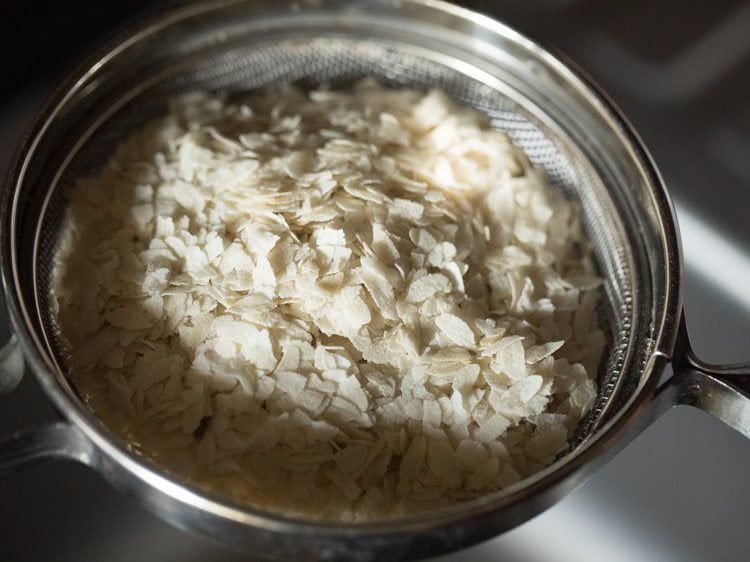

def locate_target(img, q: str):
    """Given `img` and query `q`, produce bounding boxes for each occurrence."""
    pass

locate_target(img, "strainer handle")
[0,422,96,476]
[0,334,24,394]
[672,314,750,438]
[0,334,96,474]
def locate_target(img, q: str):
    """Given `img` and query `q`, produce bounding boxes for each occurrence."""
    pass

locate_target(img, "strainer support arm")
[672,314,750,438]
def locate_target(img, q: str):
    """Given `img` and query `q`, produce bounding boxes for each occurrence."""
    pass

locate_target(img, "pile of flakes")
[53,79,605,521]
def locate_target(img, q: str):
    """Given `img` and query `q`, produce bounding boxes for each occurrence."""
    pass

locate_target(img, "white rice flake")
[389,198,424,222]
[253,255,276,298]
[406,273,451,303]
[435,313,476,348]
[427,438,462,489]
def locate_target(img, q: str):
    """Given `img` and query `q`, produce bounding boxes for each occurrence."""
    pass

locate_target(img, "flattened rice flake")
[53,80,603,521]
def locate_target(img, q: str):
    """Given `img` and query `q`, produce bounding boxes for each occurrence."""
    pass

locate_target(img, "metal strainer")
[1,1,748,560]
